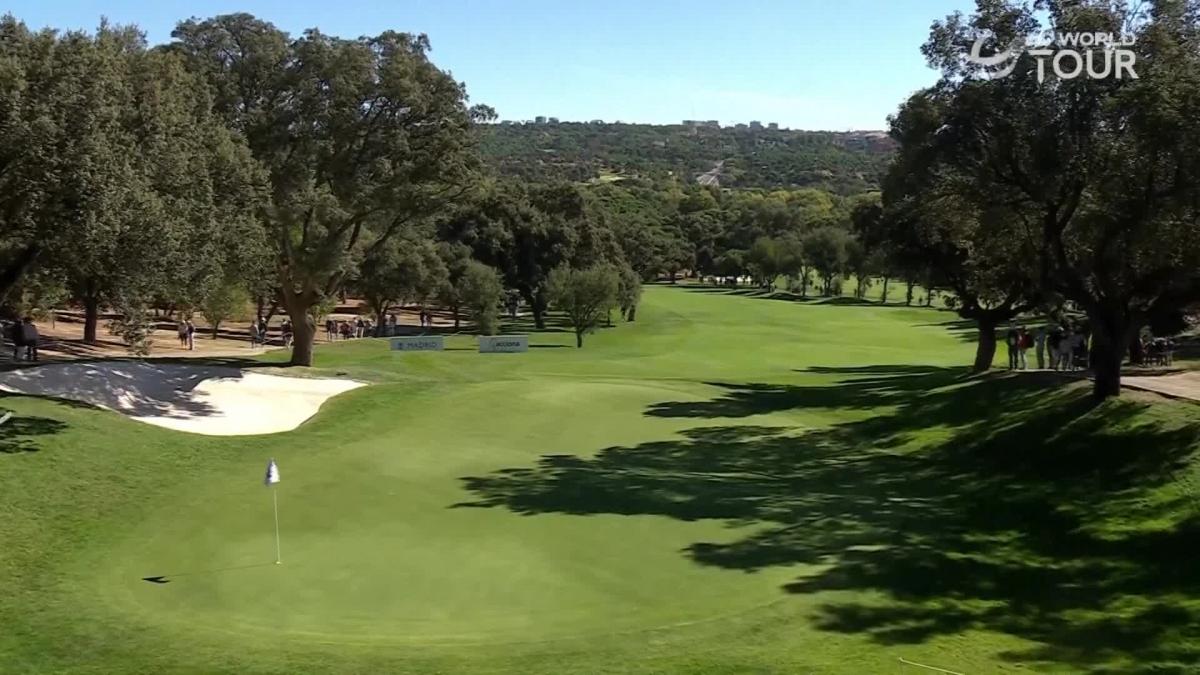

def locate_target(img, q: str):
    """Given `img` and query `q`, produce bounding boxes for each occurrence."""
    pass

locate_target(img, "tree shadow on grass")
[0,403,68,454]
[457,366,1200,673]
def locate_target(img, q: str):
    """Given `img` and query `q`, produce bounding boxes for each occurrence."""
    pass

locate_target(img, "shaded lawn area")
[460,367,1200,674]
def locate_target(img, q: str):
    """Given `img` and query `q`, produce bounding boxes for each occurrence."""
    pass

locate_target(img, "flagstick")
[272,485,281,565]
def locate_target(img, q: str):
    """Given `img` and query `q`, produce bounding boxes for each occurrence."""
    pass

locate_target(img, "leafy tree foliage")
[908,0,1200,395]
[457,261,504,335]
[0,19,265,345]
[171,14,486,365]
[357,238,447,329]
[200,278,248,339]
[615,262,643,321]
[547,265,619,348]
[802,227,851,296]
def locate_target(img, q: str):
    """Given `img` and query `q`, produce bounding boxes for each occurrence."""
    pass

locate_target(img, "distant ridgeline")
[479,120,895,194]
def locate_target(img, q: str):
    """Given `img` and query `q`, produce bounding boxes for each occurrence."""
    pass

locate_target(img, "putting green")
[94,379,804,645]
[12,285,1193,673]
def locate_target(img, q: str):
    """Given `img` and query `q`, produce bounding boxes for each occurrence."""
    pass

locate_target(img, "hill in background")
[479,120,894,194]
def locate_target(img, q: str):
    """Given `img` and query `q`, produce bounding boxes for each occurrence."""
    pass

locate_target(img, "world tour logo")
[967,32,1138,83]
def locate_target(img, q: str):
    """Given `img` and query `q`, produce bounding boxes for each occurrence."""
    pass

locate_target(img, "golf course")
[2,285,1198,674]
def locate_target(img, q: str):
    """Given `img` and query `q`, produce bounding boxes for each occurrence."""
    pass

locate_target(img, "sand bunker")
[0,361,364,435]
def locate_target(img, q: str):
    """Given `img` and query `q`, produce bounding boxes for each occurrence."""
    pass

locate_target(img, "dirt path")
[1122,371,1200,401]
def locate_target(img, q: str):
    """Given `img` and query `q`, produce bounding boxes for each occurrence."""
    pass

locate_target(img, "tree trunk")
[1088,314,1131,399]
[626,304,637,322]
[83,293,100,344]
[282,291,317,367]
[925,291,935,307]
[881,277,890,303]
[905,280,915,306]
[575,330,583,348]
[973,318,997,373]
[453,304,460,330]
[212,321,220,339]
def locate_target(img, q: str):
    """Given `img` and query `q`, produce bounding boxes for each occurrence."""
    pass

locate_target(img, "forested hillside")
[479,121,894,194]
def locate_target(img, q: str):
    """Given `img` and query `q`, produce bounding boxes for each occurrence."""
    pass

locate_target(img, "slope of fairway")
[2,285,1199,674]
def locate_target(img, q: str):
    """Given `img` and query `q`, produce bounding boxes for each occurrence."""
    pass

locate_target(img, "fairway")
[3,286,1199,674]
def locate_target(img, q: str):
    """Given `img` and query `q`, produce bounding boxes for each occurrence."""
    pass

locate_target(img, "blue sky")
[2,0,971,130]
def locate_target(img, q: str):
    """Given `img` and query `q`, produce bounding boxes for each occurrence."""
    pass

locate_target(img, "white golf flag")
[264,458,280,486]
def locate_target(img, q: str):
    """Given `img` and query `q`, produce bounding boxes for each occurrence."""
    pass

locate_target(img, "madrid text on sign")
[390,336,445,352]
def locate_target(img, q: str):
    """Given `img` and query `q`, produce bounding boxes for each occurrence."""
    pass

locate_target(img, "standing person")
[1005,322,1019,371]
[340,320,351,340]
[1048,325,1064,370]
[354,317,364,338]
[1060,328,1076,371]
[281,320,293,348]
[7,320,23,360]
[1016,326,1030,370]
[1034,326,1047,370]
[177,320,189,348]
[248,321,260,349]
[388,314,397,336]
[20,317,38,362]
[186,319,196,351]
[325,317,336,341]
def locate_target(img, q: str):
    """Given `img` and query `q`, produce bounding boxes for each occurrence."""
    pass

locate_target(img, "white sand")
[0,361,364,435]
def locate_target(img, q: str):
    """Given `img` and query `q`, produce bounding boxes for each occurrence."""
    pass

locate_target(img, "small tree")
[357,239,447,329]
[458,261,504,336]
[110,298,155,356]
[747,237,783,289]
[200,279,247,339]
[547,265,619,348]
[802,227,850,296]
[616,262,642,321]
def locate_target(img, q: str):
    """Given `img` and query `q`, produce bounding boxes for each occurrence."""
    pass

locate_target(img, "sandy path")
[0,361,364,435]
[1122,371,1200,401]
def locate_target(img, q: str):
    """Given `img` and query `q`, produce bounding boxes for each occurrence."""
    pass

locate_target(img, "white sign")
[391,336,444,352]
[478,335,529,353]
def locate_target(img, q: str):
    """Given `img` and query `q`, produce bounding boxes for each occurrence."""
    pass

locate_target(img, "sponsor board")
[478,335,529,353]
[390,336,445,352]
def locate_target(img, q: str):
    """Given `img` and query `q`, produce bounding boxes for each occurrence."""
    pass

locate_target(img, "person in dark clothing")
[1048,325,1064,370]
[1005,323,1019,370]
[20,317,38,361]
[7,321,23,360]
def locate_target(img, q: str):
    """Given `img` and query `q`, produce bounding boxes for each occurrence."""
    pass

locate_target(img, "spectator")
[1005,322,1019,370]
[1034,326,1047,370]
[1059,328,1076,371]
[185,319,196,351]
[20,317,38,361]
